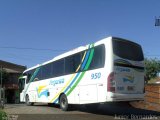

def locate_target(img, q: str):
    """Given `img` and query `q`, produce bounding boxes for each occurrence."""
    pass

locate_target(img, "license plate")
[127,86,134,91]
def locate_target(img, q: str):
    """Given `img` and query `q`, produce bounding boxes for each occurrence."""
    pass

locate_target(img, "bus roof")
[23,36,115,73]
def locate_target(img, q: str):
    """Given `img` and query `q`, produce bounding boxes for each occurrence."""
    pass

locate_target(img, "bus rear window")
[113,38,144,61]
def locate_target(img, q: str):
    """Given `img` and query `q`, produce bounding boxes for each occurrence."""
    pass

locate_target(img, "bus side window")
[89,45,105,70]
[65,53,81,74]
[41,64,52,80]
[26,69,35,83]
[52,59,65,77]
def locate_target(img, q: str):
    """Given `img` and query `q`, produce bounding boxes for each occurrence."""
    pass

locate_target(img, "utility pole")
[0,66,2,88]
[0,66,2,100]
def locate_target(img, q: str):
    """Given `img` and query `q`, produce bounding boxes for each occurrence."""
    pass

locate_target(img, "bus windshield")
[113,38,144,61]
[19,78,25,93]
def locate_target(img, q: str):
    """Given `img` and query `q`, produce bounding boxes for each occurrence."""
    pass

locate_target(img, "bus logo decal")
[36,85,49,98]
[123,75,134,83]
[116,67,130,72]
[49,79,64,86]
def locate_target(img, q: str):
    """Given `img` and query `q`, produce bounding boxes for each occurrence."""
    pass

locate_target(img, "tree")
[0,69,9,86]
[144,58,160,81]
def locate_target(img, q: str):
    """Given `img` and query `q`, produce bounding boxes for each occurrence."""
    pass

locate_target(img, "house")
[0,60,26,103]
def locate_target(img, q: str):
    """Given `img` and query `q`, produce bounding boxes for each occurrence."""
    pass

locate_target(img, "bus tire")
[59,94,69,111]
[25,95,34,106]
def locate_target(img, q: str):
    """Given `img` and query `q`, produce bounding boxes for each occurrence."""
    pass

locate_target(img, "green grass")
[0,110,7,120]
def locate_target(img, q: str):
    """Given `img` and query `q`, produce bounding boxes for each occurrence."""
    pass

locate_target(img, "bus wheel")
[25,95,34,106]
[59,94,68,111]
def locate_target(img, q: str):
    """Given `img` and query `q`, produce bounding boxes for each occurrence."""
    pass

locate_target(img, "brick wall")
[130,84,160,112]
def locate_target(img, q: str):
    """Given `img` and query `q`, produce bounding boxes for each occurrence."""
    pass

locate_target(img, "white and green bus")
[19,36,144,111]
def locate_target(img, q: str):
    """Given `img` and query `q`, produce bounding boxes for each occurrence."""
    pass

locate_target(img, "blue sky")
[0,0,160,68]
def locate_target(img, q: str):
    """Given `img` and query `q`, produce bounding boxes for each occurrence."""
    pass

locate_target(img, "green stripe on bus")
[23,67,41,101]
[66,72,85,96]
[84,48,94,70]
[66,46,94,96]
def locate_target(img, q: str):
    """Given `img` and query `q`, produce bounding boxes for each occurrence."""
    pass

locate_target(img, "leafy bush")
[0,110,7,120]
[145,58,160,81]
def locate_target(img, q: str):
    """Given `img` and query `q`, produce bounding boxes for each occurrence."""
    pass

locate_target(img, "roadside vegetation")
[0,110,7,120]
[145,58,160,83]
[0,70,8,119]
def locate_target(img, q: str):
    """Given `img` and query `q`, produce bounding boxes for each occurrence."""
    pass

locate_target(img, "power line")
[0,46,67,52]
[0,53,41,62]
[144,54,160,58]
[144,54,160,56]
[148,55,160,56]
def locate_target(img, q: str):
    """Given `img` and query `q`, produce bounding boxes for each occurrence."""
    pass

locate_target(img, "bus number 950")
[91,72,101,79]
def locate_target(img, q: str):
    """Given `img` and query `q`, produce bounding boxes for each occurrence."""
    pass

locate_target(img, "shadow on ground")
[73,102,160,119]
[37,102,160,116]
[5,103,160,120]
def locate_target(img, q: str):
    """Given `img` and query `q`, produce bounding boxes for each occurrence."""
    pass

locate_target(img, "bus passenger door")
[19,76,27,102]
